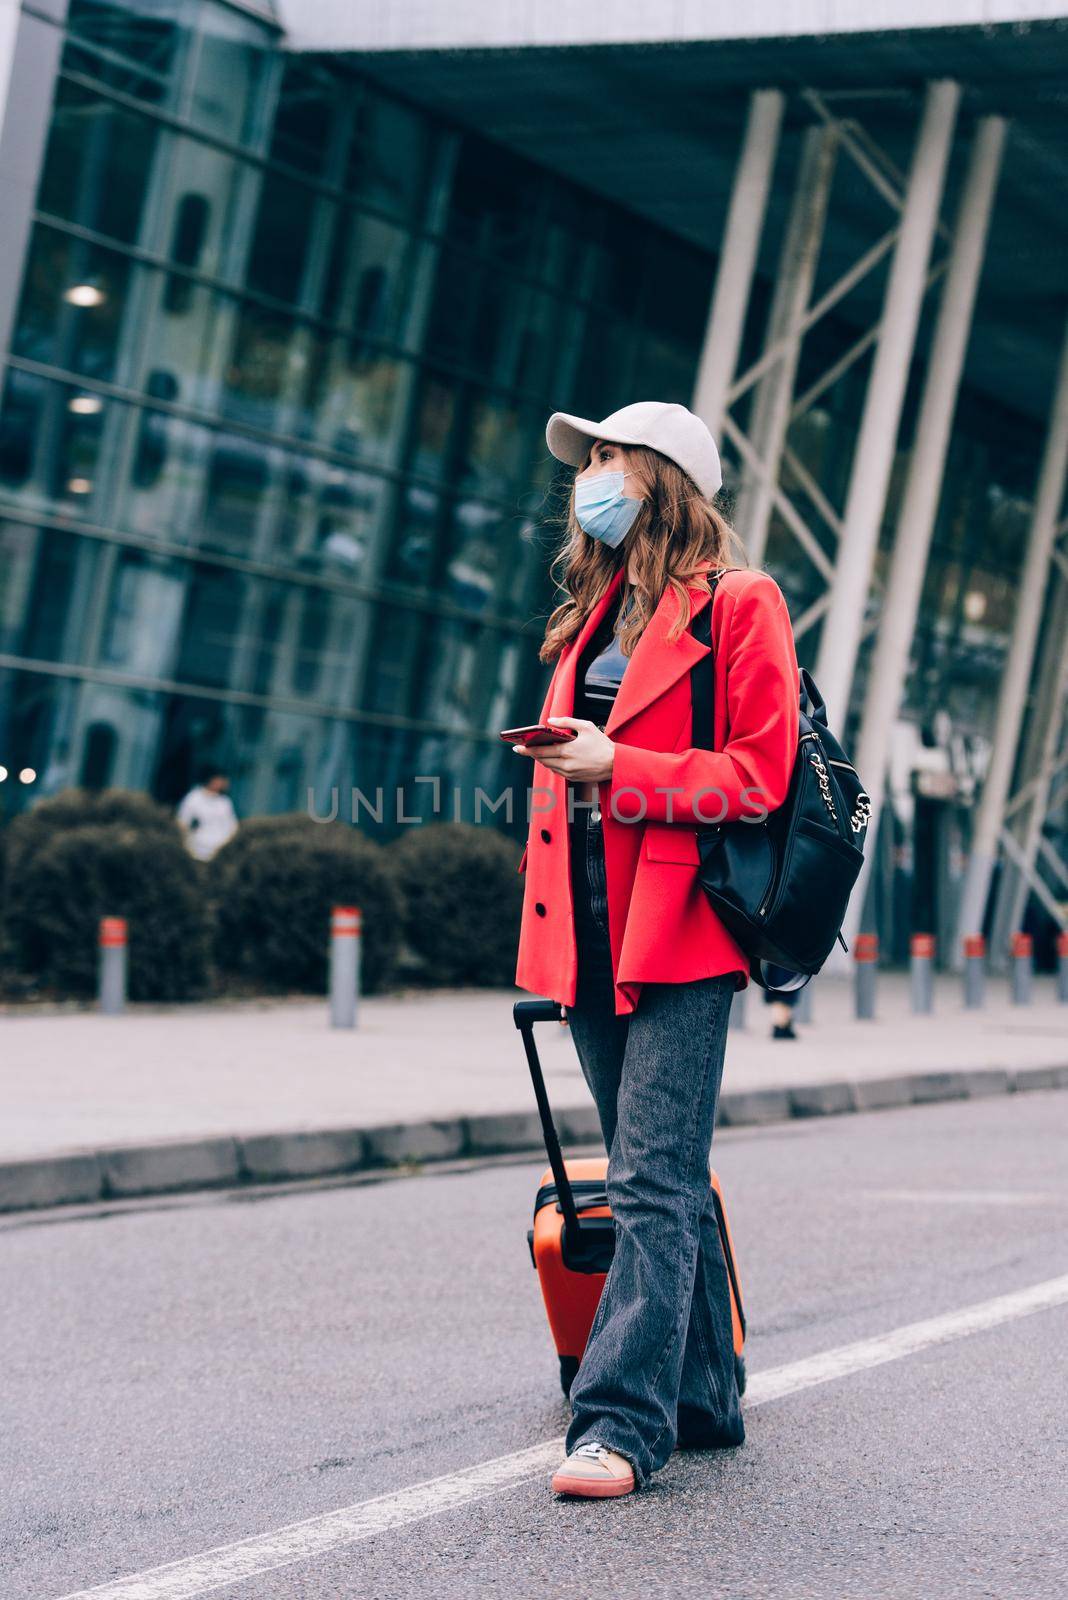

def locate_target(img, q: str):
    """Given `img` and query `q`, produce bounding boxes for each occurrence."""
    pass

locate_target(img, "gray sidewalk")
[1,972,1065,1211]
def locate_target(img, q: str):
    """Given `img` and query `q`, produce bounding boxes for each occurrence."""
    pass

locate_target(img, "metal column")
[735,123,839,567]
[841,115,1008,953]
[814,79,961,726]
[692,89,784,441]
[956,313,1068,953]
[999,593,1068,944]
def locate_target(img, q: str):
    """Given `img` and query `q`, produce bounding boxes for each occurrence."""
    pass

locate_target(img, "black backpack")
[690,572,873,992]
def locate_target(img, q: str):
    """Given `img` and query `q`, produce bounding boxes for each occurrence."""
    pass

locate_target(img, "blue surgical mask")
[574,469,644,548]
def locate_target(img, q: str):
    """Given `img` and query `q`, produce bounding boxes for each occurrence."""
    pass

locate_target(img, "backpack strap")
[689,571,724,751]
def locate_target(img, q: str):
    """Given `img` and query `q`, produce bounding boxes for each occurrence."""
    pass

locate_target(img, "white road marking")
[744,1273,1068,1405]
[864,1187,1066,1207]
[54,1273,1068,1600]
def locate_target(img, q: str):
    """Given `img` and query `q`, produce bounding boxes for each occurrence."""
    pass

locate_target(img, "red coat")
[514,562,800,1016]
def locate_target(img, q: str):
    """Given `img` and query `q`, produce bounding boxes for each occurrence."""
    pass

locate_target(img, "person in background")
[762,961,801,1039]
[176,766,238,862]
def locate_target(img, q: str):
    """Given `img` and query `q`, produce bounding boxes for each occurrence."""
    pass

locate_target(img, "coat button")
[534,902,547,917]
[540,828,551,843]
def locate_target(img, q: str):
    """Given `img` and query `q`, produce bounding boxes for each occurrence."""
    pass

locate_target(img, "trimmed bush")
[3,787,179,884]
[388,822,524,987]
[9,822,212,1000]
[211,815,402,994]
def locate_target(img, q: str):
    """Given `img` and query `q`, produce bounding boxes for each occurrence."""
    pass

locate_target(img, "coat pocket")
[643,823,700,865]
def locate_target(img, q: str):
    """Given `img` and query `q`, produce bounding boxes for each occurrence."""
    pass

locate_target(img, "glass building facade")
[0,0,1060,958]
[0,0,722,835]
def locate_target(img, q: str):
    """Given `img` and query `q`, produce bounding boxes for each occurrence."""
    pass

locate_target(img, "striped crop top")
[573,586,638,730]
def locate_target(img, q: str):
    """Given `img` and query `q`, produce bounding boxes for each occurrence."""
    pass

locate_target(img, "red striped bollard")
[1059,930,1068,1004]
[1010,931,1032,1006]
[330,905,361,1028]
[98,917,127,1015]
[910,932,935,1014]
[963,933,985,1009]
[854,932,878,1019]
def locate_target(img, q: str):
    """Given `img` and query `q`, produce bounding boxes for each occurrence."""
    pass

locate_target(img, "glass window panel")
[188,6,274,146]
[37,78,160,247]
[267,58,339,176]
[0,368,393,580]
[511,287,567,396]
[565,310,637,417]
[308,462,386,577]
[0,367,105,514]
[244,172,321,303]
[407,377,456,481]
[446,500,548,620]
[11,225,132,381]
[362,603,423,716]
[298,343,408,467]
[416,611,486,731]
[98,547,186,678]
[220,303,297,430]
[423,247,482,368]
[63,0,184,108]
[319,211,414,342]
[640,235,711,344]
[441,499,513,616]
[344,89,431,222]
[455,392,531,501]
[172,561,246,688]
[535,185,606,293]
[0,520,42,656]
[445,138,541,269]
[383,482,441,591]
[629,332,698,403]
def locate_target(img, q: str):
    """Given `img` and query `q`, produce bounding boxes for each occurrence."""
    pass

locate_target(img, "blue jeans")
[563,804,745,1487]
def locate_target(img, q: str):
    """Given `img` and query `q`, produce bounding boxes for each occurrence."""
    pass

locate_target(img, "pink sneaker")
[551,1442,636,1498]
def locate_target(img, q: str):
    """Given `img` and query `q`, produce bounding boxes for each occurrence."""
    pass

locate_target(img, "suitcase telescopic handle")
[512,998,582,1240]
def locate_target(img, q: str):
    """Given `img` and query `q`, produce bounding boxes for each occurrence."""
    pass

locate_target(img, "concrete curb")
[2,1063,1067,1215]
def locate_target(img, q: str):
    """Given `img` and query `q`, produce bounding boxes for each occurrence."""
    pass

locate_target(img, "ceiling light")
[67,478,93,494]
[963,590,987,622]
[18,767,36,784]
[0,766,7,782]
[64,283,105,308]
[68,394,103,415]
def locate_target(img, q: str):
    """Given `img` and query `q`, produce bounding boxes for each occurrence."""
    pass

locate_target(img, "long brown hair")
[539,443,749,664]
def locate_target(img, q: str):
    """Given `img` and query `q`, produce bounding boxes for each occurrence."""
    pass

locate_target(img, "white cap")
[545,400,723,499]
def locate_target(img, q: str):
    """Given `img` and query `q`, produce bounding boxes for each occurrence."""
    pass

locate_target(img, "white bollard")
[910,932,935,1014]
[329,905,361,1028]
[98,916,127,1015]
[1010,931,1033,1006]
[854,933,878,1019]
[963,933,985,1009]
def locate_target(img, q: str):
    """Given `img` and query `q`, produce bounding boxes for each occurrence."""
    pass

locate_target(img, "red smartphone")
[499,723,579,747]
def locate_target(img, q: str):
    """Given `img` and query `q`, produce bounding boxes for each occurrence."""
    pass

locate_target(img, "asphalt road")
[3,1091,1067,1600]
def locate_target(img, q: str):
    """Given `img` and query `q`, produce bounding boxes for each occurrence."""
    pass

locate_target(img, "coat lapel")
[547,560,726,737]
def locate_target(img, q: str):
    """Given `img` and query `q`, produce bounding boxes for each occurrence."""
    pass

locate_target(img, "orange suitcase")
[514,997,747,1398]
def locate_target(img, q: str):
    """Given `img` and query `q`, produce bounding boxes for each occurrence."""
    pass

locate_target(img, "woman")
[512,400,801,1499]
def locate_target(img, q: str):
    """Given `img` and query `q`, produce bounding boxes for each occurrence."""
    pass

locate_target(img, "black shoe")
[772,1022,798,1039]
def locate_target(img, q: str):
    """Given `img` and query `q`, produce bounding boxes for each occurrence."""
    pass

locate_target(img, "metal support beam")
[814,78,960,726]
[955,313,1068,953]
[1007,619,1068,927]
[840,114,1008,952]
[692,88,784,442]
[735,123,839,566]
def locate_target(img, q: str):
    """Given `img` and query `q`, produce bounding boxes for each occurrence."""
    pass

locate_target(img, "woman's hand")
[512,716,616,783]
